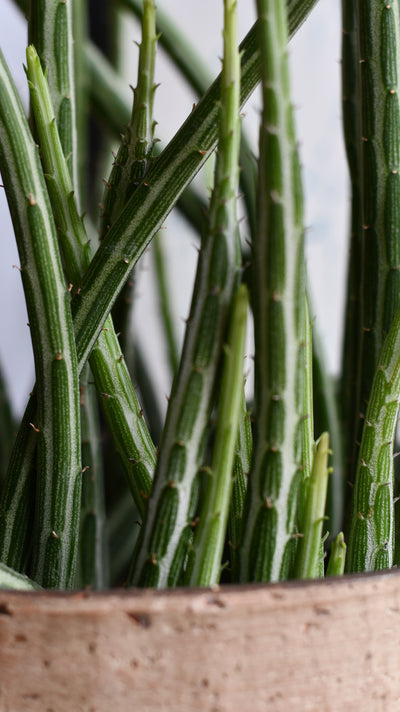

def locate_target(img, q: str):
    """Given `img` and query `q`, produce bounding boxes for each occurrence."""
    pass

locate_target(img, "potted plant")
[0,0,399,708]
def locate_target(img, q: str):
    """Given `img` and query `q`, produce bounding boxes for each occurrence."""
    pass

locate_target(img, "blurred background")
[0,0,348,419]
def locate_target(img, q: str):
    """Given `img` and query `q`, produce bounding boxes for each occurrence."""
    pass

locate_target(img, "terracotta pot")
[1,570,399,711]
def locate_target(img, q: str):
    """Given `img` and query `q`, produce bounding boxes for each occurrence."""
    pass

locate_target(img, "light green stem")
[0,562,42,591]
[295,433,330,580]
[326,531,346,577]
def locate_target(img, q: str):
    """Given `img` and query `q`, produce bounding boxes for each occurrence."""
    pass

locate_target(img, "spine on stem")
[129,0,242,588]
[238,0,313,583]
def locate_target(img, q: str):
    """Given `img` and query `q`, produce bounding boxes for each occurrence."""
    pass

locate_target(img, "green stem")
[326,531,346,576]
[355,0,400,451]
[0,48,82,589]
[78,365,108,589]
[0,365,15,490]
[238,0,313,583]
[340,0,363,497]
[129,0,242,588]
[186,284,248,587]
[0,562,42,590]
[295,433,330,580]
[228,393,252,582]
[29,0,81,201]
[346,301,400,572]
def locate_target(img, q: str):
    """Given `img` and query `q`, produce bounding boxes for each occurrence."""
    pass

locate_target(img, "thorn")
[67,283,73,292]
[29,422,40,432]
[51,530,58,539]
[12,264,22,272]
[28,193,36,205]
[81,466,90,474]
[56,350,62,360]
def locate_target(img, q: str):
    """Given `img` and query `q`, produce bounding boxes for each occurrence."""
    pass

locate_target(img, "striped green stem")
[0,49,82,589]
[340,0,363,490]
[238,0,313,583]
[129,0,242,588]
[355,1,400,438]
[99,0,156,239]
[71,0,88,206]
[295,432,330,580]
[346,302,400,572]
[228,393,252,582]
[78,365,108,589]
[69,3,321,376]
[29,0,81,201]
[101,0,157,357]
[326,531,346,576]
[0,395,38,571]
[186,284,248,587]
